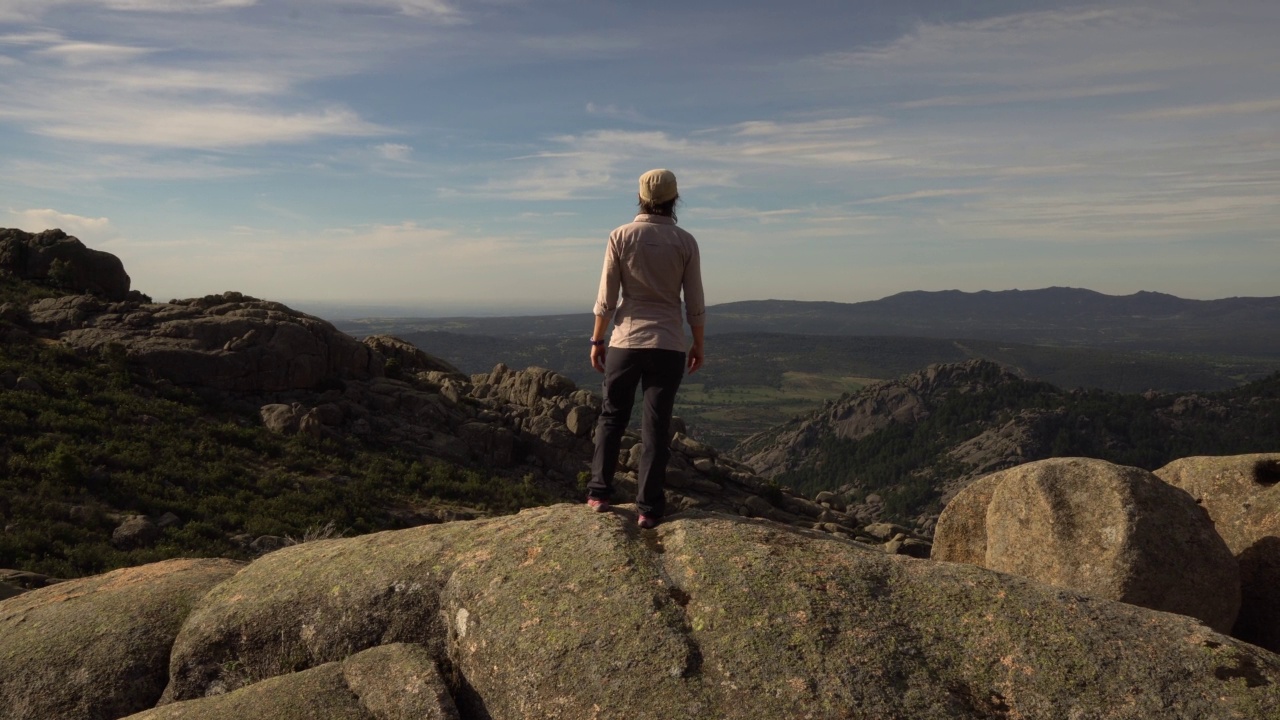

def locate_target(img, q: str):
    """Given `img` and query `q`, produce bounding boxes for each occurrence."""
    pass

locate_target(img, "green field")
[676,372,875,448]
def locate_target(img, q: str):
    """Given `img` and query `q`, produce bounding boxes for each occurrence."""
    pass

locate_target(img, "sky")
[1,0,1278,316]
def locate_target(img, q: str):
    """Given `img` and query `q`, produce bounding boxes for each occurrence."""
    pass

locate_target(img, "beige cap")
[638,168,678,203]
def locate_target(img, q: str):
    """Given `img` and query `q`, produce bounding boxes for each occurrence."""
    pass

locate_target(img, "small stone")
[112,515,160,549]
[900,539,933,559]
[566,405,598,437]
[250,535,290,554]
[863,522,911,541]
[815,491,845,511]
[744,495,775,518]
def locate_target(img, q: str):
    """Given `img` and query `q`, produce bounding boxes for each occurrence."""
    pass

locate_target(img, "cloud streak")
[7,208,113,236]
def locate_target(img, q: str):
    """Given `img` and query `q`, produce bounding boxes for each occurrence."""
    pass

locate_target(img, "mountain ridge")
[337,286,1280,357]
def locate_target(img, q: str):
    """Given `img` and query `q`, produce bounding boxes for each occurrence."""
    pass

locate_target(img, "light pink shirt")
[593,214,705,351]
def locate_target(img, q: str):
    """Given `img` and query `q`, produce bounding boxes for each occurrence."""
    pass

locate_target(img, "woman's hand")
[687,343,704,374]
[591,344,607,373]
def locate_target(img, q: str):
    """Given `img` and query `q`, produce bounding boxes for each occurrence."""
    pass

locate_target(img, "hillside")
[341,328,1275,449]
[732,359,1280,529]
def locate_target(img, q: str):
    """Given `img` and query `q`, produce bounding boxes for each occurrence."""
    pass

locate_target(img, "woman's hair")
[638,195,678,222]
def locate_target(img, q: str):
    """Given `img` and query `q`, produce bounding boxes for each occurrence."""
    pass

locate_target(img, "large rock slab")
[1157,453,1280,652]
[0,558,243,720]
[126,644,457,720]
[932,457,1240,633]
[154,504,1280,719]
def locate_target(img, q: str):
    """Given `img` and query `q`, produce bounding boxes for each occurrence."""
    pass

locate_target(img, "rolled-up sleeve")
[682,240,706,327]
[593,236,620,321]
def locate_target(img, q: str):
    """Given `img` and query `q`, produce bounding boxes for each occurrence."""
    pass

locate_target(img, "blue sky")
[1,0,1277,315]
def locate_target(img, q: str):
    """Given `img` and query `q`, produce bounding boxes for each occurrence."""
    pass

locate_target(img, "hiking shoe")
[637,514,659,529]
[587,497,610,513]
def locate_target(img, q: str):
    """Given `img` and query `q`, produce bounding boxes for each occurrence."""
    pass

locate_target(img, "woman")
[586,168,705,529]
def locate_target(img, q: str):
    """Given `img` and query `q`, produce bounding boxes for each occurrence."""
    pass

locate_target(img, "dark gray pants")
[588,347,685,518]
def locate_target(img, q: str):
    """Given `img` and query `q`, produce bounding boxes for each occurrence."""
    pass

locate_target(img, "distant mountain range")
[335,287,1280,357]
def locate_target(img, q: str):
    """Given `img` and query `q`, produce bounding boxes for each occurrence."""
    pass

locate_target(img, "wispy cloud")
[0,0,256,19]
[2,102,386,148]
[7,208,113,236]
[898,83,1162,109]
[93,0,257,10]
[1122,98,1280,120]
[33,40,153,64]
[857,188,989,204]
[470,169,615,201]
[585,103,650,124]
[375,143,413,161]
[0,31,66,44]
[728,118,879,136]
[2,154,255,190]
[381,0,461,21]
[471,117,898,201]
[1,0,464,18]
[519,32,643,56]
[0,22,392,150]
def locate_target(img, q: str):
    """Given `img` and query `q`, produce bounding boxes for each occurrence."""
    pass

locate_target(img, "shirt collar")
[634,214,676,225]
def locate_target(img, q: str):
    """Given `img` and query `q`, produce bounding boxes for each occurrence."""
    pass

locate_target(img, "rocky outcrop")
[932,457,1240,632]
[362,334,463,378]
[1157,454,1280,652]
[22,292,383,392]
[732,360,1038,532]
[736,359,1023,478]
[6,505,1278,719]
[0,228,132,301]
[941,408,1060,493]
[0,558,243,720]
[729,359,1280,534]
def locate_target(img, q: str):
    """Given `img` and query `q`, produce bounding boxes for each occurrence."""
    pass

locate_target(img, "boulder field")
[4,504,1280,720]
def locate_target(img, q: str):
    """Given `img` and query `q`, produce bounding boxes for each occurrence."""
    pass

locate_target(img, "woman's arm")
[591,237,620,373]
[590,314,610,373]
